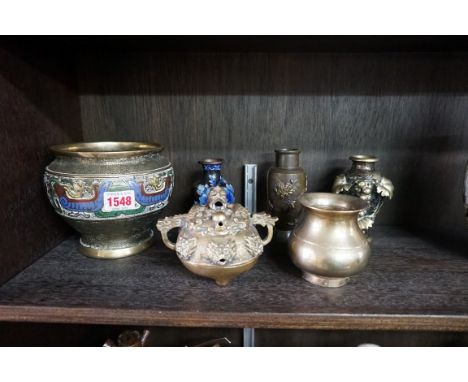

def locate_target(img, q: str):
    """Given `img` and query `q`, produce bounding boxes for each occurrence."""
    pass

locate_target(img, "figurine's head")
[208,186,228,210]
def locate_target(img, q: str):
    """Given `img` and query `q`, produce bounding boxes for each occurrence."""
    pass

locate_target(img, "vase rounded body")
[44,142,174,259]
[194,158,234,206]
[267,149,307,238]
[332,155,394,233]
[289,193,371,287]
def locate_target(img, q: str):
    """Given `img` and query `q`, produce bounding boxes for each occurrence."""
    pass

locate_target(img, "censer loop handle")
[156,215,184,251]
[251,212,278,246]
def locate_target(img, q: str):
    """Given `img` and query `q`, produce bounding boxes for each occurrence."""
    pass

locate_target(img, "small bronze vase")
[332,155,394,233]
[267,149,307,238]
[194,158,234,206]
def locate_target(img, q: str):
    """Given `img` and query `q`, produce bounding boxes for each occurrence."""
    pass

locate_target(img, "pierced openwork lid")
[185,186,251,237]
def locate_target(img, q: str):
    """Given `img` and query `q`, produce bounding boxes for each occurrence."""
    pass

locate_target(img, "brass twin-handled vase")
[332,155,394,233]
[157,186,277,286]
[44,142,174,259]
[289,193,371,287]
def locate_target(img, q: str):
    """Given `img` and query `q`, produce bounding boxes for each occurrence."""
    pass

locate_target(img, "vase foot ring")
[302,272,350,288]
[79,234,154,260]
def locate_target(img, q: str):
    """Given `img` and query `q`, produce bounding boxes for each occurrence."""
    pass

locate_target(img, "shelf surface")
[0,227,467,331]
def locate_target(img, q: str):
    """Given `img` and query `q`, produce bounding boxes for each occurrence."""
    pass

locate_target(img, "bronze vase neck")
[349,155,378,173]
[275,148,300,169]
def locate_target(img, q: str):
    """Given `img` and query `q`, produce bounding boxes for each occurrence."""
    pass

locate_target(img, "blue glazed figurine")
[195,158,234,205]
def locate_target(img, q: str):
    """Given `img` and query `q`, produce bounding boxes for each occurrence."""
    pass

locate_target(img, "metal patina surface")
[289,193,371,288]
[267,148,307,237]
[44,142,174,259]
[157,186,277,286]
[332,155,394,233]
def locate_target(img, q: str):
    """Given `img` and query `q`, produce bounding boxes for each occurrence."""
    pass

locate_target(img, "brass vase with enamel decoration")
[44,142,174,259]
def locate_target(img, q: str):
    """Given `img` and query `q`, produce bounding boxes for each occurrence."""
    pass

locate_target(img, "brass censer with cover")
[157,186,277,286]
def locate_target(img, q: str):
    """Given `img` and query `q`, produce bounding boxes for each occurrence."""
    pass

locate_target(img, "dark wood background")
[0,46,82,285]
[78,51,468,239]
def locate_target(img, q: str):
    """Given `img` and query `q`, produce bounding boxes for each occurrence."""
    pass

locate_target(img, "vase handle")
[251,212,278,246]
[156,215,185,251]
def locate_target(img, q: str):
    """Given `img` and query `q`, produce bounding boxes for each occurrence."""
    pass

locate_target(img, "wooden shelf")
[0,227,467,331]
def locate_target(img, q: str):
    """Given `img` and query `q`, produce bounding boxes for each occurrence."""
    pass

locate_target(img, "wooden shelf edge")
[1,305,468,332]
